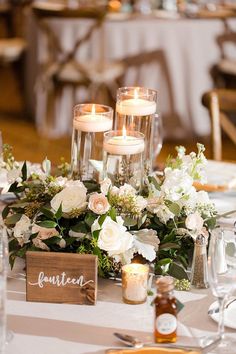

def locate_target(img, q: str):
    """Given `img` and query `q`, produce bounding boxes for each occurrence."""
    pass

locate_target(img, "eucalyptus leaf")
[85,213,96,227]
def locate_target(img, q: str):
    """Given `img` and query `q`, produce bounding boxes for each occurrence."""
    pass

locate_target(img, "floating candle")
[103,129,145,155]
[73,104,113,132]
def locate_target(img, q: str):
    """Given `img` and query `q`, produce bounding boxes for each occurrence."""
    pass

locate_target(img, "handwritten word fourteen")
[29,272,94,288]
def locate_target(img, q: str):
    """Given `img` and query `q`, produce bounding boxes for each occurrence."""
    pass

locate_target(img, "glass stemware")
[208,226,236,353]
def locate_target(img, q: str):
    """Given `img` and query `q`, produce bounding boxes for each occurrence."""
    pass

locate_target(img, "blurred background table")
[27,6,236,139]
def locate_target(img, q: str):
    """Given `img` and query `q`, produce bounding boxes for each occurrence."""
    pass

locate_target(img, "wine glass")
[152,113,163,170]
[207,226,236,353]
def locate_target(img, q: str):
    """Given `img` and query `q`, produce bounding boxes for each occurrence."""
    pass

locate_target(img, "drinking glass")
[0,131,2,155]
[152,114,163,170]
[207,226,236,353]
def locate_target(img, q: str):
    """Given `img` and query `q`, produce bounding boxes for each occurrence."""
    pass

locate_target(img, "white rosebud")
[50,184,87,214]
[58,239,66,248]
[88,193,110,215]
[100,178,112,195]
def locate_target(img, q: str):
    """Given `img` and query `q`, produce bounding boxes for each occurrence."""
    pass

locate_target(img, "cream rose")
[185,211,204,231]
[50,183,87,213]
[92,216,134,257]
[88,193,110,215]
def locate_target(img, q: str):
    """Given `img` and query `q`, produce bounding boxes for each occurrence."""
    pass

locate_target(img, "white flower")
[13,215,31,246]
[100,178,111,195]
[50,183,87,213]
[65,179,85,188]
[110,186,119,196]
[7,168,22,184]
[196,191,210,205]
[161,168,194,202]
[92,216,134,259]
[185,211,204,232]
[88,193,110,215]
[147,198,174,224]
[49,176,68,188]
[136,196,147,211]
[69,230,88,239]
[118,184,136,197]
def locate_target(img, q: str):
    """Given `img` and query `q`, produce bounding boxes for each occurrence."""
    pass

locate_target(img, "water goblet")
[207,226,236,353]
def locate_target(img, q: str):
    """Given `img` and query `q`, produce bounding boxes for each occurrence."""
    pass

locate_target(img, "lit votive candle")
[73,104,113,132]
[122,264,149,304]
[103,129,145,155]
[116,87,157,117]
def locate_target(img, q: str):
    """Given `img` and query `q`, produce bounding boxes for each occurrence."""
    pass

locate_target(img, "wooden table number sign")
[26,252,98,305]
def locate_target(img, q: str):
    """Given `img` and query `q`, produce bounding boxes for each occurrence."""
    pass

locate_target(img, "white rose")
[58,238,66,248]
[50,184,87,213]
[100,178,111,195]
[185,211,204,231]
[13,215,31,246]
[88,193,110,215]
[93,216,134,257]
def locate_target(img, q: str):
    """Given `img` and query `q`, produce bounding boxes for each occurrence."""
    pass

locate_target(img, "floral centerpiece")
[0,143,217,279]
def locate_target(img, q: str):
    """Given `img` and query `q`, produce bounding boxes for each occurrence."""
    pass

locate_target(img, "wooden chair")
[202,89,236,160]
[211,22,236,89]
[32,4,125,137]
[0,2,27,114]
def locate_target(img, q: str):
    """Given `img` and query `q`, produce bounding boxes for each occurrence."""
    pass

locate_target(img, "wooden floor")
[1,114,236,165]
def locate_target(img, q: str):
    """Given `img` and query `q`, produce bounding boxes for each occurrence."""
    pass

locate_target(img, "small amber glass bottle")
[154,276,177,343]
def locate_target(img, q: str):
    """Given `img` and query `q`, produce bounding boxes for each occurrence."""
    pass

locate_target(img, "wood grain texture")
[26,251,98,305]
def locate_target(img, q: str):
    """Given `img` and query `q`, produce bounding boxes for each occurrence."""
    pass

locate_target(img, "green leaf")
[168,262,189,280]
[159,243,180,251]
[98,214,107,226]
[16,246,27,258]
[85,213,96,227]
[43,236,61,246]
[168,202,181,216]
[83,180,100,193]
[5,213,22,225]
[8,182,19,193]
[55,204,62,220]
[41,207,55,220]
[21,161,27,181]
[9,238,19,252]
[109,207,117,222]
[37,220,58,228]
[148,176,161,190]
[137,213,147,229]
[157,258,173,266]
[123,217,137,227]
[9,253,16,269]
[2,205,10,219]
[71,222,87,233]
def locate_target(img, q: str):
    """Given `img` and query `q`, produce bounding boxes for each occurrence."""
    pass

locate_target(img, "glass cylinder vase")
[122,264,149,304]
[115,86,157,174]
[71,103,113,182]
[103,130,145,191]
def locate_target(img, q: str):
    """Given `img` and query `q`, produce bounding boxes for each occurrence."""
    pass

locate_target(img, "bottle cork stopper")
[156,276,174,292]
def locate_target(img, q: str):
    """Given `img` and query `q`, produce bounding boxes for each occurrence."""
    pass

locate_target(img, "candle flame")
[122,125,127,139]
[91,104,96,115]
[134,88,139,100]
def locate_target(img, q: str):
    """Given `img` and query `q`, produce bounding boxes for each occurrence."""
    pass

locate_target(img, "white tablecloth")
[30,15,236,138]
